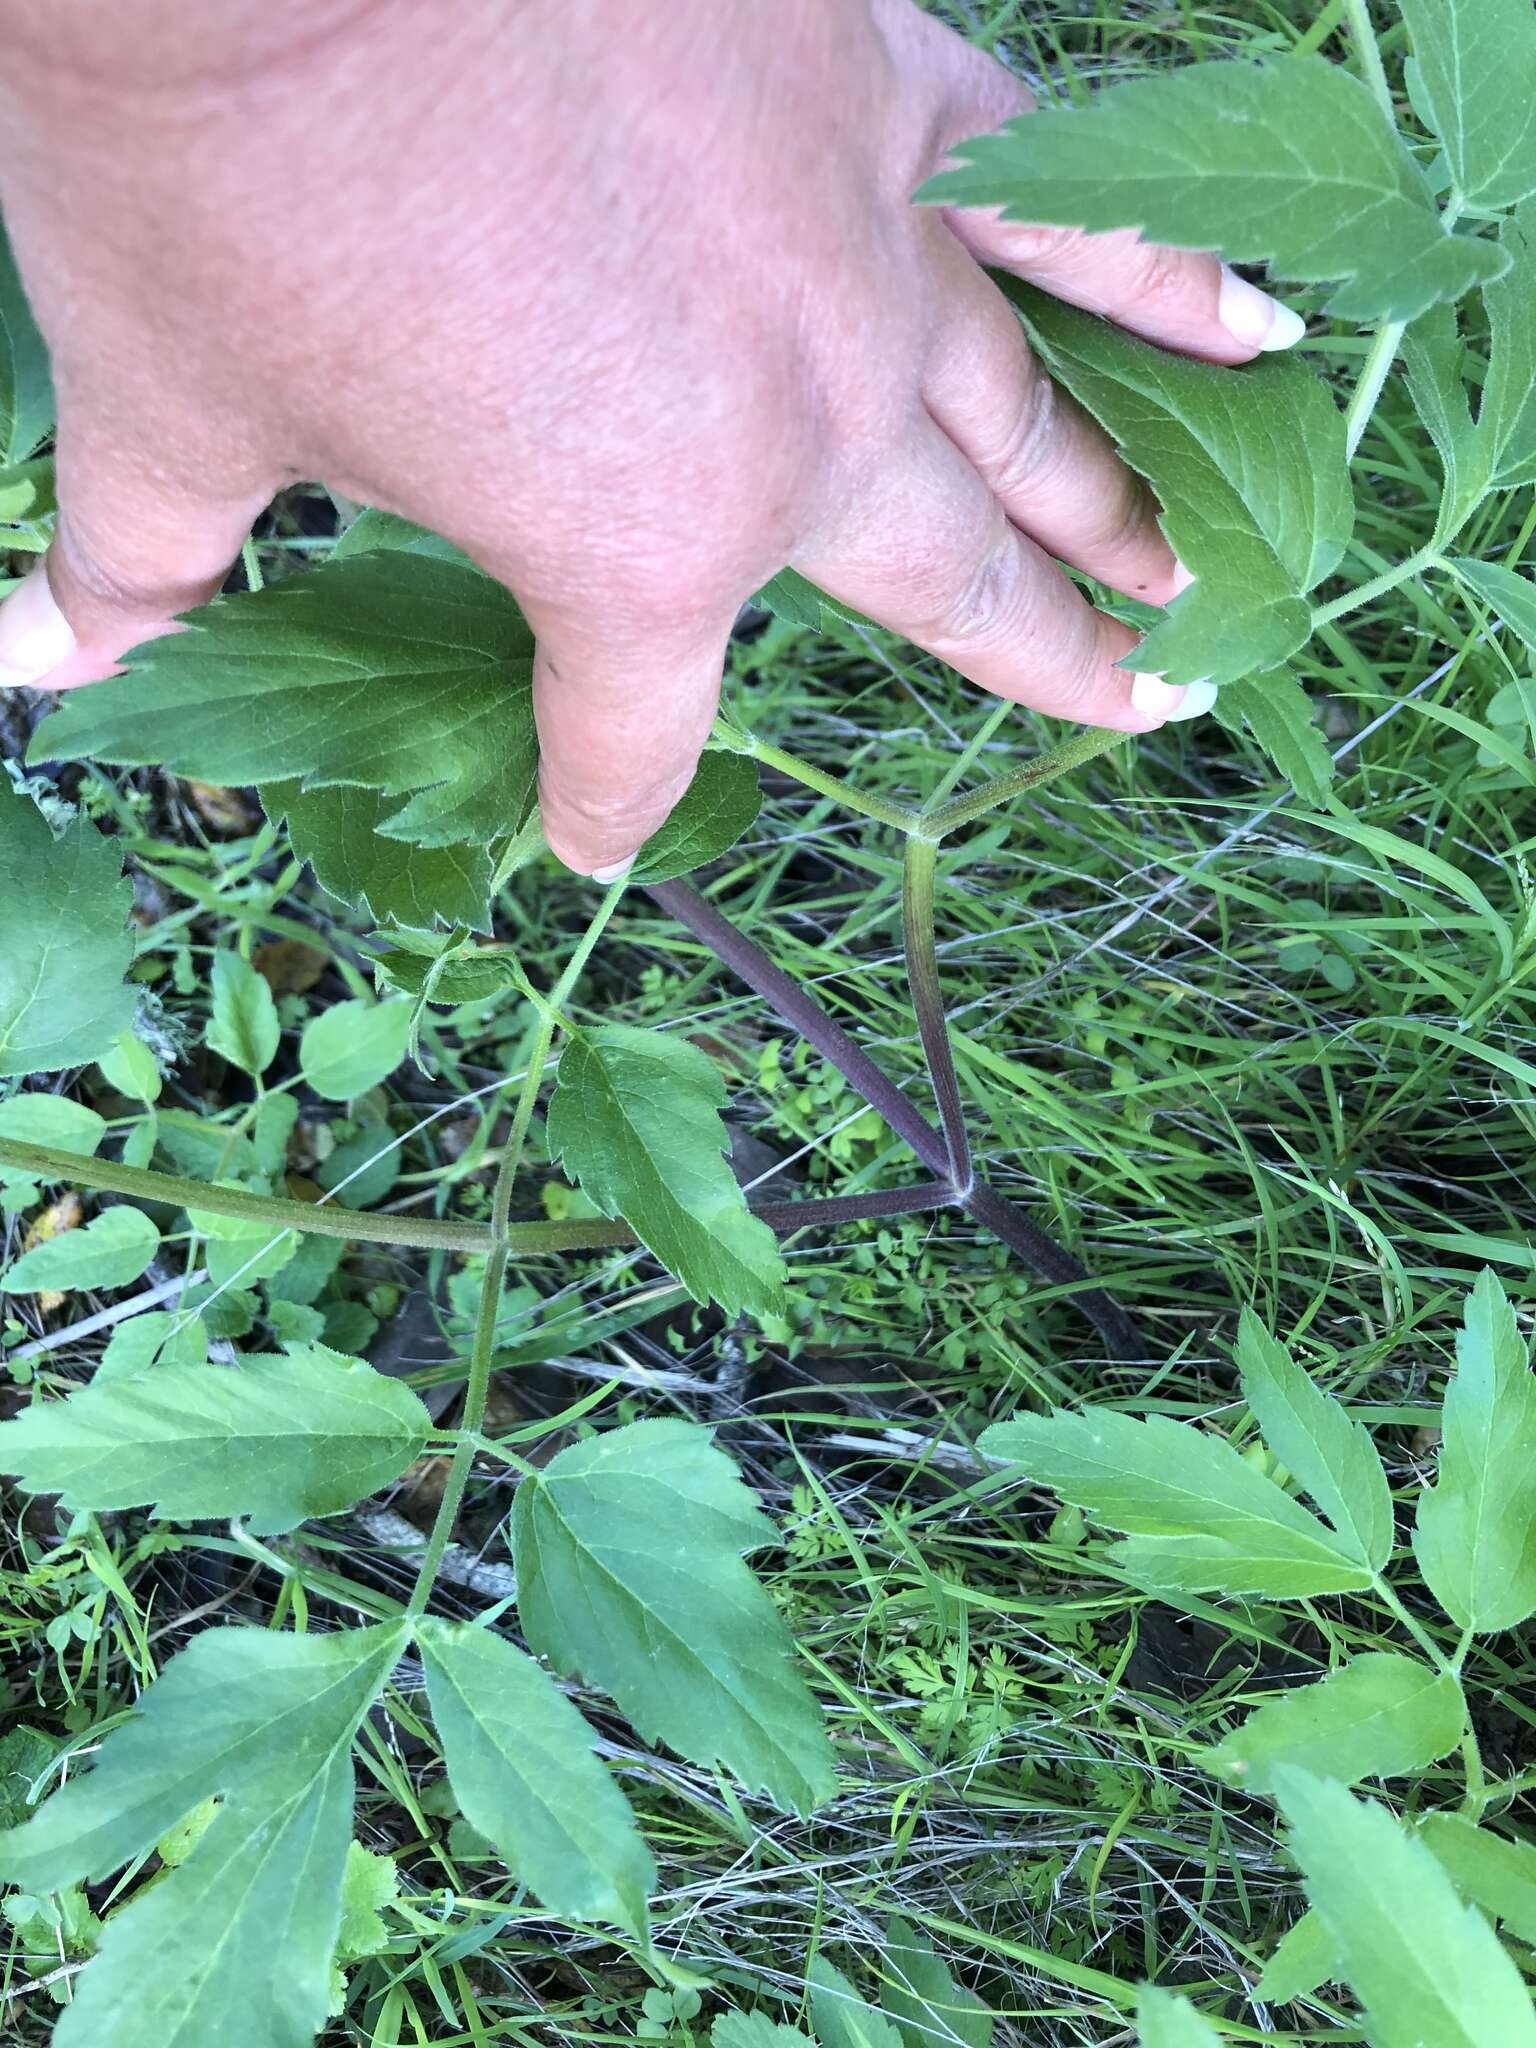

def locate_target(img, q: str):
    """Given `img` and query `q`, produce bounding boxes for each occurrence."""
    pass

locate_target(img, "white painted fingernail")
[1130,674,1186,720]
[1166,677,1218,722]
[1170,559,1196,597]
[1218,265,1307,352]
[590,856,636,885]
[0,565,75,684]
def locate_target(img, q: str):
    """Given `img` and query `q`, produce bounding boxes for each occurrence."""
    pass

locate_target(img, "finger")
[797,414,1210,733]
[0,407,272,691]
[529,597,735,878]
[922,237,1180,605]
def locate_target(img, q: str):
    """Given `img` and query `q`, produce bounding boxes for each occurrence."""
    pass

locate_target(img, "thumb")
[531,602,733,880]
[0,412,272,690]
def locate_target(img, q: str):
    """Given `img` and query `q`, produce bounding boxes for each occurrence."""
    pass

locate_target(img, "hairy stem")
[720,727,919,834]
[1343,318,1407,462]
[1310,542,1444,625]
[1341,0,1394,121]
[902,835,970,1189]
[649,878,1141,1356]
[922,725,1126,839]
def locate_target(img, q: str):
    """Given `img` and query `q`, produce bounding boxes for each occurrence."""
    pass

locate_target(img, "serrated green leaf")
[36,553,538,849]
[374,943,523,1006]
[1255,1909,1343,2004]
[0,220,53,466]
[1454,557,1536,666]
[1,1205,158,1295]
[0,782,136,1080]
[979,1408,1374,1597]
[1402,300,1490,540]
[1134,1987,1225,2046]
[206,950,279,1079]
[1211,669,1334,803]
[1205,1652,1466,1792]
[96,1310,207,1383]
[0,1095,106,1195]
[713,2016,814,2048]
[749,567,869,633]
[923,60,1504,323]
[808,1958,905,2048]
[417,1618,655,1936]
[1419,1814,1536,1948]
[0,1346,430,1531]
[1273,1766,1536,2046]
[1236,1309,1392,1572]
[548,1024,785,1318]
[1006,284,1350,688]
[0,1622,403,2048]
[97,1032,161,1105]
[878,1919,992,2048]
[1414,1269,1536,1632]
[1399,0,1536,211]
[299,997,412,1100]
[1482,202,1536,487]
[261,779,494,932]
[513,1418,834,1813]
[331,508,471,564]
[630,753,761,884]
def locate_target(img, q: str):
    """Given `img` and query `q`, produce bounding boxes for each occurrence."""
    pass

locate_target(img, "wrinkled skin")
[0,0,1299,873]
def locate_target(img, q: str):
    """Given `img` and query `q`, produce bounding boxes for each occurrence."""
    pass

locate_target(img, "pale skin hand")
[0,0,1303,877]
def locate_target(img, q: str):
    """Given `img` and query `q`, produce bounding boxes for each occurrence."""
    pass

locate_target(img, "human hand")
[0,0,1303,875]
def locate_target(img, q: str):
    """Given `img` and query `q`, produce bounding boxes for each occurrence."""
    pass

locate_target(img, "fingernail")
[1170,558,1196,597]
[1218,265,1307,352]
[1131,674,1217,723]
[0,565,75,685]
[590,855,636,885]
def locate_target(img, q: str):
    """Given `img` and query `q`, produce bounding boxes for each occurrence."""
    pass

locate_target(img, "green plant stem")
[922,725,1126,839]
[901,835,970,1189]
[1343,319,1407,462]
[1311,543,1444,625]
[728,729,919,834]
[1342,0,1394,121]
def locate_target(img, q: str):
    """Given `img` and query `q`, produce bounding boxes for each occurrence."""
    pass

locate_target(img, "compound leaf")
[923,60,1504,323]
[1,1204,158,1295]
[1418,1813,1536,1949]
[878,1919,992,2048]
[417,1618,655,1937]
[1007,284,1351,687]
[1211,669,1334,803]
[1399,0,1536,211]
[207,950,279,1079]
[808,1958,905,2048]
[512,1418,834,1813]
[0,781,135,1080]
[299,997,412,1101]
[262,779,494,932]
[1236,1308,1393,1572]
[0,1622,403,2048]
[979,1408,1375,1597]
[0,1346,430,1532]
[548,1023,785,1318]
[0,219,53,466]
[1414,1268,1536,1632]
[630,752,762,883]
[1134,1988,1225,2046]
[36,552,538,850]
[1273,1766,1536,2047]
[1204,1652,1466,1792]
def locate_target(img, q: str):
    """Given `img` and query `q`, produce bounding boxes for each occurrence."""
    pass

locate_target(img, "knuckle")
[984,375,1062,502]
[1127,240,1193,308]
[915,525,1024,648]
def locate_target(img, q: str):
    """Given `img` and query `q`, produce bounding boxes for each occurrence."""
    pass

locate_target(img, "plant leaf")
[0,220,53,466]
[1414,1268,1536,1632]
[512,1418,835,1813]
[1204,1652,1466,1792]
[299,997,412,1100]
[1273,1766,1536,2046]
[97,1031,162,1105]
[1211,669,1334,804]
[878,1919,992,2048]
[630,752,762,884]
[1402,300,1491,542]
[0,1095,106,1189]
[1453,557,1536,666]
[808,1958,905,2048]
[374,943,523,1006]
[714,2017,815,2048]
[0,781,136,1080]
[1006,283,1351,687]
[1134,1987,1225,2046]
[0,1622,403,2048]
[184,1201,298,1292]
[416,1618,655,1937]
[979,1409,1375,1597]
[1481,201,1536,488]
[922,60,1505,323]
[1,1205,158,1295]
[1236,1308,1393,1572]
[262,779,494,932]
[1255,1909,1344,2003]
[206,950,280,1079]
[1419,1813,1536,1948]
[547,1023,786,1318]
[0,1345,431,1531]
[1399,0,1536,211]
[36,552,539,849]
